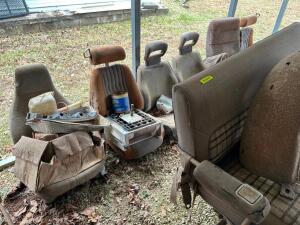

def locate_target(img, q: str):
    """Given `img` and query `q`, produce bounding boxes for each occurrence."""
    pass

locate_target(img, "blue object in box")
[112,92,130,113]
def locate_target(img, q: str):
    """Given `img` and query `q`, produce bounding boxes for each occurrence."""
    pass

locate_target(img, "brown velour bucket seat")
[87,45,163,159]
[9,64,69,144]
[171,22,300,225]
[206,15,257,58]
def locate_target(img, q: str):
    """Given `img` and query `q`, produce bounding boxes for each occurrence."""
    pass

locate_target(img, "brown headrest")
[179,32,199,55]
[84,45,126,65]
[240,15,258,27]
[208,17,240,32]
[144,40,168,66]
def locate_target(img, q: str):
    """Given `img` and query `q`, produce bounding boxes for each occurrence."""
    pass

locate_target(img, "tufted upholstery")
[88,46,144,116]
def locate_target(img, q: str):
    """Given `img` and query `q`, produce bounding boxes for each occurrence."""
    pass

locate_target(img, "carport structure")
[130,0,290,78]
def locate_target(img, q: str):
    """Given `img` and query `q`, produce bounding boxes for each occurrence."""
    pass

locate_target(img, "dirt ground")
[0,143,219,225]
[0,0,299,224]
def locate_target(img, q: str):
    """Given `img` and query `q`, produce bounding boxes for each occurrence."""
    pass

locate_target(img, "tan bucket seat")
[171,32,229,82]
[171,22,300,225]
[9,64,105,203]
[137,41,177,137]
[171,32,205,82]
[9,64,69,144]
[137,40,177,111]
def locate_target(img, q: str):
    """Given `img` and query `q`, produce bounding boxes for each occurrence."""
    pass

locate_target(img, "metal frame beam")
[23,0,30,13]
[227,0,238,17]
[272,0,289,33]
[131,0,141,80]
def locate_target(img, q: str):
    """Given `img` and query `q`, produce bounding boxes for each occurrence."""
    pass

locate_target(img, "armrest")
[193,160,270,225]
[203,53,229,68]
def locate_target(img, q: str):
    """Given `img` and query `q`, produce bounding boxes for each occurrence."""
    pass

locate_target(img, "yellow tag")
[200,75,214,84]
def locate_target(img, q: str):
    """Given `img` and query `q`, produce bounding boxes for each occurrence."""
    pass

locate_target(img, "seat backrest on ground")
[171,32,205,82]
[173,22,300,163]
[137,41,177,112]
[88,45,144,116]
[9,64,69,144]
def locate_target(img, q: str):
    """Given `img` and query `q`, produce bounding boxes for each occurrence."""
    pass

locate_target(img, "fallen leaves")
[127,184,149,211]
[29,200,38,213]
[4,186,102,225]
[13,203,27,217]
[20,212,33,225]
[80,206,101,223]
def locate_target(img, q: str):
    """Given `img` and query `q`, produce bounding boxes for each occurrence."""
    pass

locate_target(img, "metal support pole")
[131,0,141,80]
[272,0,289,34]
[22,0,30,13]
[227,0,238,17]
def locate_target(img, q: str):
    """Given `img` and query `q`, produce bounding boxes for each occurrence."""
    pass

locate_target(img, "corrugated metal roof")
[26,0,131,12]
[26,0,161,12]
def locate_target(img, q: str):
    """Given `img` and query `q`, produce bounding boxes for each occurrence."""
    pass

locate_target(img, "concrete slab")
[0,4,168,35]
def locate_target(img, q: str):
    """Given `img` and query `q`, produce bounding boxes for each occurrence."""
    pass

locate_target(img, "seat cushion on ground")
[38,161,105,203]
[206,17,240,57]
[224,159,300,225]
[9,64,69,144]
[240,52,300,184]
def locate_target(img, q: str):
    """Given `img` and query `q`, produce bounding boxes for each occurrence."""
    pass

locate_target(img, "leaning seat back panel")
[173,22,300,162]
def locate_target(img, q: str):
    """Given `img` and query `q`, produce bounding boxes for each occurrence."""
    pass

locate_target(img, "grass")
[0,0,299,223]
